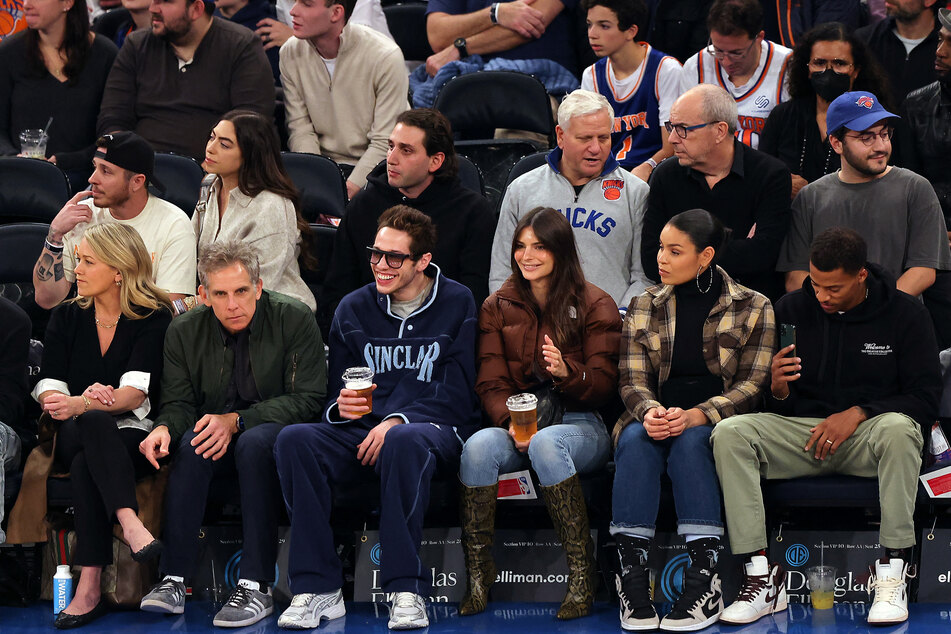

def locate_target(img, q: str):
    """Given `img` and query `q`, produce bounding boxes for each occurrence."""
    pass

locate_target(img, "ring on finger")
[825,439,834,445]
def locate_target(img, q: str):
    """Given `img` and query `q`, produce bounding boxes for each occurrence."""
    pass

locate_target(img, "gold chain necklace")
[95,313,120,329]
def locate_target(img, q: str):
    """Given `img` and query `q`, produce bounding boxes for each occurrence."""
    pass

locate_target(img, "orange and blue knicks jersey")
[686,39,791,149]
[587,45,674,169]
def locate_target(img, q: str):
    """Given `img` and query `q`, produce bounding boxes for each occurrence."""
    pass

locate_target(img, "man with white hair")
[489,89,649,311]
[641,84,791,300]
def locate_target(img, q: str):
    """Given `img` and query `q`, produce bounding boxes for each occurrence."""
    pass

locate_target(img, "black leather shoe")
[54,600,108,629]
[131,539,163,563]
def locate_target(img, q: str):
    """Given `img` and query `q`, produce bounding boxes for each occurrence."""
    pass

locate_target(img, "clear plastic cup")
[506,393,538,442]
[19,129,47,159]
[807,565,837,609]
[343,367,374,414]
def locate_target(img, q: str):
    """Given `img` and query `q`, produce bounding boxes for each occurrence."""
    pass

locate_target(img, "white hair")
[682,84,738,135]
[557,89,614,129]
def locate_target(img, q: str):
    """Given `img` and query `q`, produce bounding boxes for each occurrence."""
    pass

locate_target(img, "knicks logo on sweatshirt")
[558,206,617,236]
[602,179,624,201]
[363,342,440,382]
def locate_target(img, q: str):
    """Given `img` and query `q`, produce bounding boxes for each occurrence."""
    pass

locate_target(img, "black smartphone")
[779,323,796,352]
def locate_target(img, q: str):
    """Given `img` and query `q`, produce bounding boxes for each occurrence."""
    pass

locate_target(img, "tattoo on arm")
[53,258,64,281]
[36,252,64,282]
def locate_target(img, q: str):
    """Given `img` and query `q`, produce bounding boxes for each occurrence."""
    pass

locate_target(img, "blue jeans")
[0,420,21,544]
[459,412,611,487]
[611,422,723,539]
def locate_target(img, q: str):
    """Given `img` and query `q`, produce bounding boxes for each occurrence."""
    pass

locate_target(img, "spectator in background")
[460,208,621,620]
[0,0,118,190]
[580,0,683,182]
[97,0,274,162]
[214,0,280,83]
[759,0,865,49]
[612,209,774,632]
[491,90,650,312]
[281,0,408,199]
[255,0,392,57]
[681,0,792,149]
[0,298,30,546]
[425,0,580,76]
[113,0,152,48]
[760,22,893,198]
[32,132,196,310]
[856,0,940,105]
[194,110,316,312]
[642,85,792,301]
[777,90,951,297]
[324,108,494,328]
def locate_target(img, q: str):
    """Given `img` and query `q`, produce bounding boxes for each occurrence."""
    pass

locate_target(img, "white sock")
[684,534,719,543]
[165,575,184,583]
[238,579,261,592]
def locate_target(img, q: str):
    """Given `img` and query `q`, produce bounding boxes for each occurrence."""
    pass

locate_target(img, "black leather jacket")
[901,81,951,227]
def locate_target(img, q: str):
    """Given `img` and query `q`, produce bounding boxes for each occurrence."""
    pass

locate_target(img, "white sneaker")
[867,558,910,625]
[720,556,787,625]
[277,589,346,629]
[387,592,429,630]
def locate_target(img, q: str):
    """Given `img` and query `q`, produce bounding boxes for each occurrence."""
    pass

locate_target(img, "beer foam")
[506,393,538,411]
[346,379,373,390]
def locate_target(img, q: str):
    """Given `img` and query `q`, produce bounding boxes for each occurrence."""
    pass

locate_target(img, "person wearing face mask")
[760,23,893,199]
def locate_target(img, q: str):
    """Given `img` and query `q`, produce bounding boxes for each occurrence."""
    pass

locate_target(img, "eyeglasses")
[664,121,716,138]
[808,57,854,73]
[367,246,416,268]
[844,127,894,147]
[705,38,756,62]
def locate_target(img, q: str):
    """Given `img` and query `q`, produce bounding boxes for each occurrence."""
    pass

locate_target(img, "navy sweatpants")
[162,423,283,581]
[274,421,461,596]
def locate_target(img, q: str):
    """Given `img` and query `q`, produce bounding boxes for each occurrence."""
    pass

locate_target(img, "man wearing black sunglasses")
[778,90,951,298]
[274,205,480,630]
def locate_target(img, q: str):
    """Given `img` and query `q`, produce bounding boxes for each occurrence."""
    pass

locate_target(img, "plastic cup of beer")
[343,367,374,414]
[19,129,47,159]
[807,565,837,609]
[506,393,538,443]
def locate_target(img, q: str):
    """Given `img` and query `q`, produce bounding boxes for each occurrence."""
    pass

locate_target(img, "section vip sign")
[917,528,951,602]
[189,526,293,603]
[767,530,880,604]
[353,528,595,602]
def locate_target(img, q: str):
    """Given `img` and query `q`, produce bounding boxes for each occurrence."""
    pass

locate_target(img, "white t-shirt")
[581,45,683,125]
[62,195,197,296]
[681,39,792,149]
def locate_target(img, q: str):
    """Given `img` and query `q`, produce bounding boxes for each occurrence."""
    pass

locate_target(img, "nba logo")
[518,477,530,495]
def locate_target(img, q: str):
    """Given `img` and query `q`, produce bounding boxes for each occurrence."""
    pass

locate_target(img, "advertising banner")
[767,530,880,604]
[641,533,744,603]
[917,528,951,602]
[189,526,293,603]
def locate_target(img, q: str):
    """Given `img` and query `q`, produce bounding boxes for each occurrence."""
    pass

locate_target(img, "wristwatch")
[235,414,245,433]
[453,37,469,59]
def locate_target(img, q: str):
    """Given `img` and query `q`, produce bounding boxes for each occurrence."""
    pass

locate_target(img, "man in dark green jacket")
[138,240,326,628]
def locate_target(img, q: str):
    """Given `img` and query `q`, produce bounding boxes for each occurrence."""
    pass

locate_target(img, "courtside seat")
[0,158,70,224]
[282,152,348,223]
[151,153,204,216]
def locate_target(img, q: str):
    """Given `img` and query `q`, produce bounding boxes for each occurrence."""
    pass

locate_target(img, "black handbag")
[530,381,564,430]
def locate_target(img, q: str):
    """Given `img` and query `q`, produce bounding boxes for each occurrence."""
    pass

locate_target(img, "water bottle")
[53,565,72,615]
[925,421,951,470]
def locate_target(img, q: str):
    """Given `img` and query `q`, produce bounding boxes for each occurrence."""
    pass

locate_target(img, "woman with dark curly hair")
[760,22,892,198]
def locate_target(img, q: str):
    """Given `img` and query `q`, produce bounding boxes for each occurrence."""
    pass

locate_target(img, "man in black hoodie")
[321,108,494,331]
[712,228,941,627]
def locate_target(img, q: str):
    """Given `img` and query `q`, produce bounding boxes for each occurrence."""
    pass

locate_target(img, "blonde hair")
[73,223,172,318]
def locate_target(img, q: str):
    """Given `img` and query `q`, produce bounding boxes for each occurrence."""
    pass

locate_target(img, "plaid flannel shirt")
[613,266,776,445]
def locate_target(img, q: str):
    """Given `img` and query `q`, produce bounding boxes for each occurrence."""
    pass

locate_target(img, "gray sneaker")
[213,580,274,628]
[278,589,346,629]
[387,592,429,630]
[140,577,186,614]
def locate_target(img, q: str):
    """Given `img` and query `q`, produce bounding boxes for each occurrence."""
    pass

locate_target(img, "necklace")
[95,313,120,329]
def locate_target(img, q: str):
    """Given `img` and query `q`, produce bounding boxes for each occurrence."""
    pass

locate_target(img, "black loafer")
[54,600,108,629]
[131,539,163,563]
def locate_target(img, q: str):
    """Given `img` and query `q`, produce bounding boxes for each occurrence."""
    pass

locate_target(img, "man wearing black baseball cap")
[33,132,197,309]
[777,90,951,297]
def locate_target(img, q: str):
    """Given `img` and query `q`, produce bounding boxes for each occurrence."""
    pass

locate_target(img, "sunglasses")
[366,246,417,268]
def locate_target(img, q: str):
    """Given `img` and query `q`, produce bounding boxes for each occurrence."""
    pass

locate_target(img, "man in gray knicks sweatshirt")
[489,89,650,313]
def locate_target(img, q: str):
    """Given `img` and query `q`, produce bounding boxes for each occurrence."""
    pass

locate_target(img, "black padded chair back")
[454,140,540,212]
[0,157,70,224]
[151,153,205,215]
[434,71,554,143]
[0,223,52,339]
[503,151,548,192]
[457,155,485,197]
[383,2,434,61]
[91,7,131,41]
[282,152,348,222]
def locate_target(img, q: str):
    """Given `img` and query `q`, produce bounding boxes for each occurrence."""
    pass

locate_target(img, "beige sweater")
[280,24,409,187]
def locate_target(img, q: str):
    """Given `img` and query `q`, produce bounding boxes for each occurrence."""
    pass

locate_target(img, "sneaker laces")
[869,575,903,604]
[734,573,768,603]
[225,585,254,608]
[289,593,317,608]
[393,592,421,609]
[670,568,713,615]
[152,578,183,595]
[617,567,652,610]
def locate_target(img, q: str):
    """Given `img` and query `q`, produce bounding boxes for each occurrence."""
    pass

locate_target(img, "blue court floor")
[2,601,950,633]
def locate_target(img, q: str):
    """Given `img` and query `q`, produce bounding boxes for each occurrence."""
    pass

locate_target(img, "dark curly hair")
[786,22,894,109]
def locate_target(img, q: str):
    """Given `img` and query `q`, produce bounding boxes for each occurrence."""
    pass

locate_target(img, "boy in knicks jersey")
[581,0,682,183]
[681,0,791,149]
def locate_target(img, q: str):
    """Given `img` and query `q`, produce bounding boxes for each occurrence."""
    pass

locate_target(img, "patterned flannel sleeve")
[618,295,663,425]
[696,296,776,423]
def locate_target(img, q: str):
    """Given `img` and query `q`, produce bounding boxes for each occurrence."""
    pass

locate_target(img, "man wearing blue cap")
[777,90,951,295]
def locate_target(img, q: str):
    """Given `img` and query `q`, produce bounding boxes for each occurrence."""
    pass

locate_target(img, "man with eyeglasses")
[680,0,791,149]
[274,205,480,630]
[641,84,792,301]
[778,90,951,297]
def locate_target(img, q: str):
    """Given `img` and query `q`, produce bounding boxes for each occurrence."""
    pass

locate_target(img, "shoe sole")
[278,602,346,629]
[140,600,185,615]
[720,599,787,625]
[213,605,274,628]
[388,616,429,630]
[659,613,721,631]
[867,614,908,625]
[621,617,660,631]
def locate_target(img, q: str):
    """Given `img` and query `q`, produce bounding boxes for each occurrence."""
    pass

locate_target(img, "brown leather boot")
[541,473,596,620]
[459,482,498,615]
